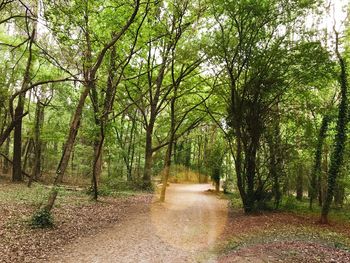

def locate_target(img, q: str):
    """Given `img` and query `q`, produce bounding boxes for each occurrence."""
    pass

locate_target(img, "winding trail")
[50,183,228,263]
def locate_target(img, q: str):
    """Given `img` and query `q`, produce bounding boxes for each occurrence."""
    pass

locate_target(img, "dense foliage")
[0,0,349,223]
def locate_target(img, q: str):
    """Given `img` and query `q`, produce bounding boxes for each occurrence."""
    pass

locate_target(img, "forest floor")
[217,208,350,263]
[47,183,228,263]
[0,181,152,263]
[0,181,350,262]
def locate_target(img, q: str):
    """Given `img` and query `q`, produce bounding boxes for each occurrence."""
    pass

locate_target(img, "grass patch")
[87,176,148,198]
[0,183,90,208]
[0,183,50,206]
[279,195,350,223]
[223,191,350,223]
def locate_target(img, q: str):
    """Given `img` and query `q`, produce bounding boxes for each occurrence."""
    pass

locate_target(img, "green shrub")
[283,195,299,210]
[223,180,235,193]
[30,208,54,228]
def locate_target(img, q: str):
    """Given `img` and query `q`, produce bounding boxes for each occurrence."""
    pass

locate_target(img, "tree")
[44,0,141,210]
[309,115,330,209]
[89,3,149,200]
[321,31,348,224]
[207,129,225,192]
[159,63,208,201]
[28,88,53,187]
[207,0,333,212]
[12,28,35,182]
[125,0,204,189]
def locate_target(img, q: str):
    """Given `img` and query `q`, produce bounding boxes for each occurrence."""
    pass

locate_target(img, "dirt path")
[50,184,228,263]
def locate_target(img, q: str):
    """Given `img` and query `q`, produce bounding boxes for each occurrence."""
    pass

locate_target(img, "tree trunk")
[160,86,176,201]
[334,182,345,207]
[245,143,258,212]
[309,115,329,209]
[160,144,172,202]
[12,94,25,182]
[215,179,220,192]
[23,138,33,175]
[235,137,247,210]
[296,165,303,201]
[197,135,202,180]
[318,146,328,206]
[126,118,136,182]
[321,34,348,224]
[12,25,36,182]
[2,136,10,174]
[268,121,282,210]
[45,85,90,211]
[91,131,104,200]
[33,102,44,180]
[71,146,75,176]
[89,44,117,200]
[143,123,154,189]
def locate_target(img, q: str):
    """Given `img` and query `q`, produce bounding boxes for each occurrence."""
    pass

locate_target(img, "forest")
[1,0,350,262]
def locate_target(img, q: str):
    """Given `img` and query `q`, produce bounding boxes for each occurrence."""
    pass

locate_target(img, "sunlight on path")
[151,184,228,252]
[50,183,228,263]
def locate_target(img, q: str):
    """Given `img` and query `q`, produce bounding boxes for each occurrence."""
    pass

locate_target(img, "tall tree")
[126,0,204,189]
[309,115,330,209]
[208,0,331,212]
[45,0,141,210]
[321,31,348,224]
[89,2,149,200]
[12,12,37,182]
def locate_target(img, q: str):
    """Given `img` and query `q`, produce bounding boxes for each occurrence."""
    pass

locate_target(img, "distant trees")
[0,0,74,183]
[124,0,205,189]
[206,129,225,192]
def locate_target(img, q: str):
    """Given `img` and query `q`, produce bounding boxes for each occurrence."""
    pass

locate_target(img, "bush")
[30,208,54,228]
[222,180,235,193]
[283,195,299,210]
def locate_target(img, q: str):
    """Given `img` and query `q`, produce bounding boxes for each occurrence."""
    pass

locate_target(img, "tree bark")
[2,136,10,174]
[91,131,103,200]
[160,144,172,202]
[318,146,328,206]
[22,138,33,174]
[309,115,329,209]
[321,33,348,224]
[245,142,258,212]
[296,165,303,201]
[0,112,27,148]
[12,94,25,182]
[143,122,154,189]
[45,85,90,211]
[29,101,44,187]
[12,23,36,182]
[160,85,176,201]
[267,119,283,210]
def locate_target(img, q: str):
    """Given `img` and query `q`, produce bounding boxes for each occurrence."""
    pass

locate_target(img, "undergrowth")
[30,208,54,228]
